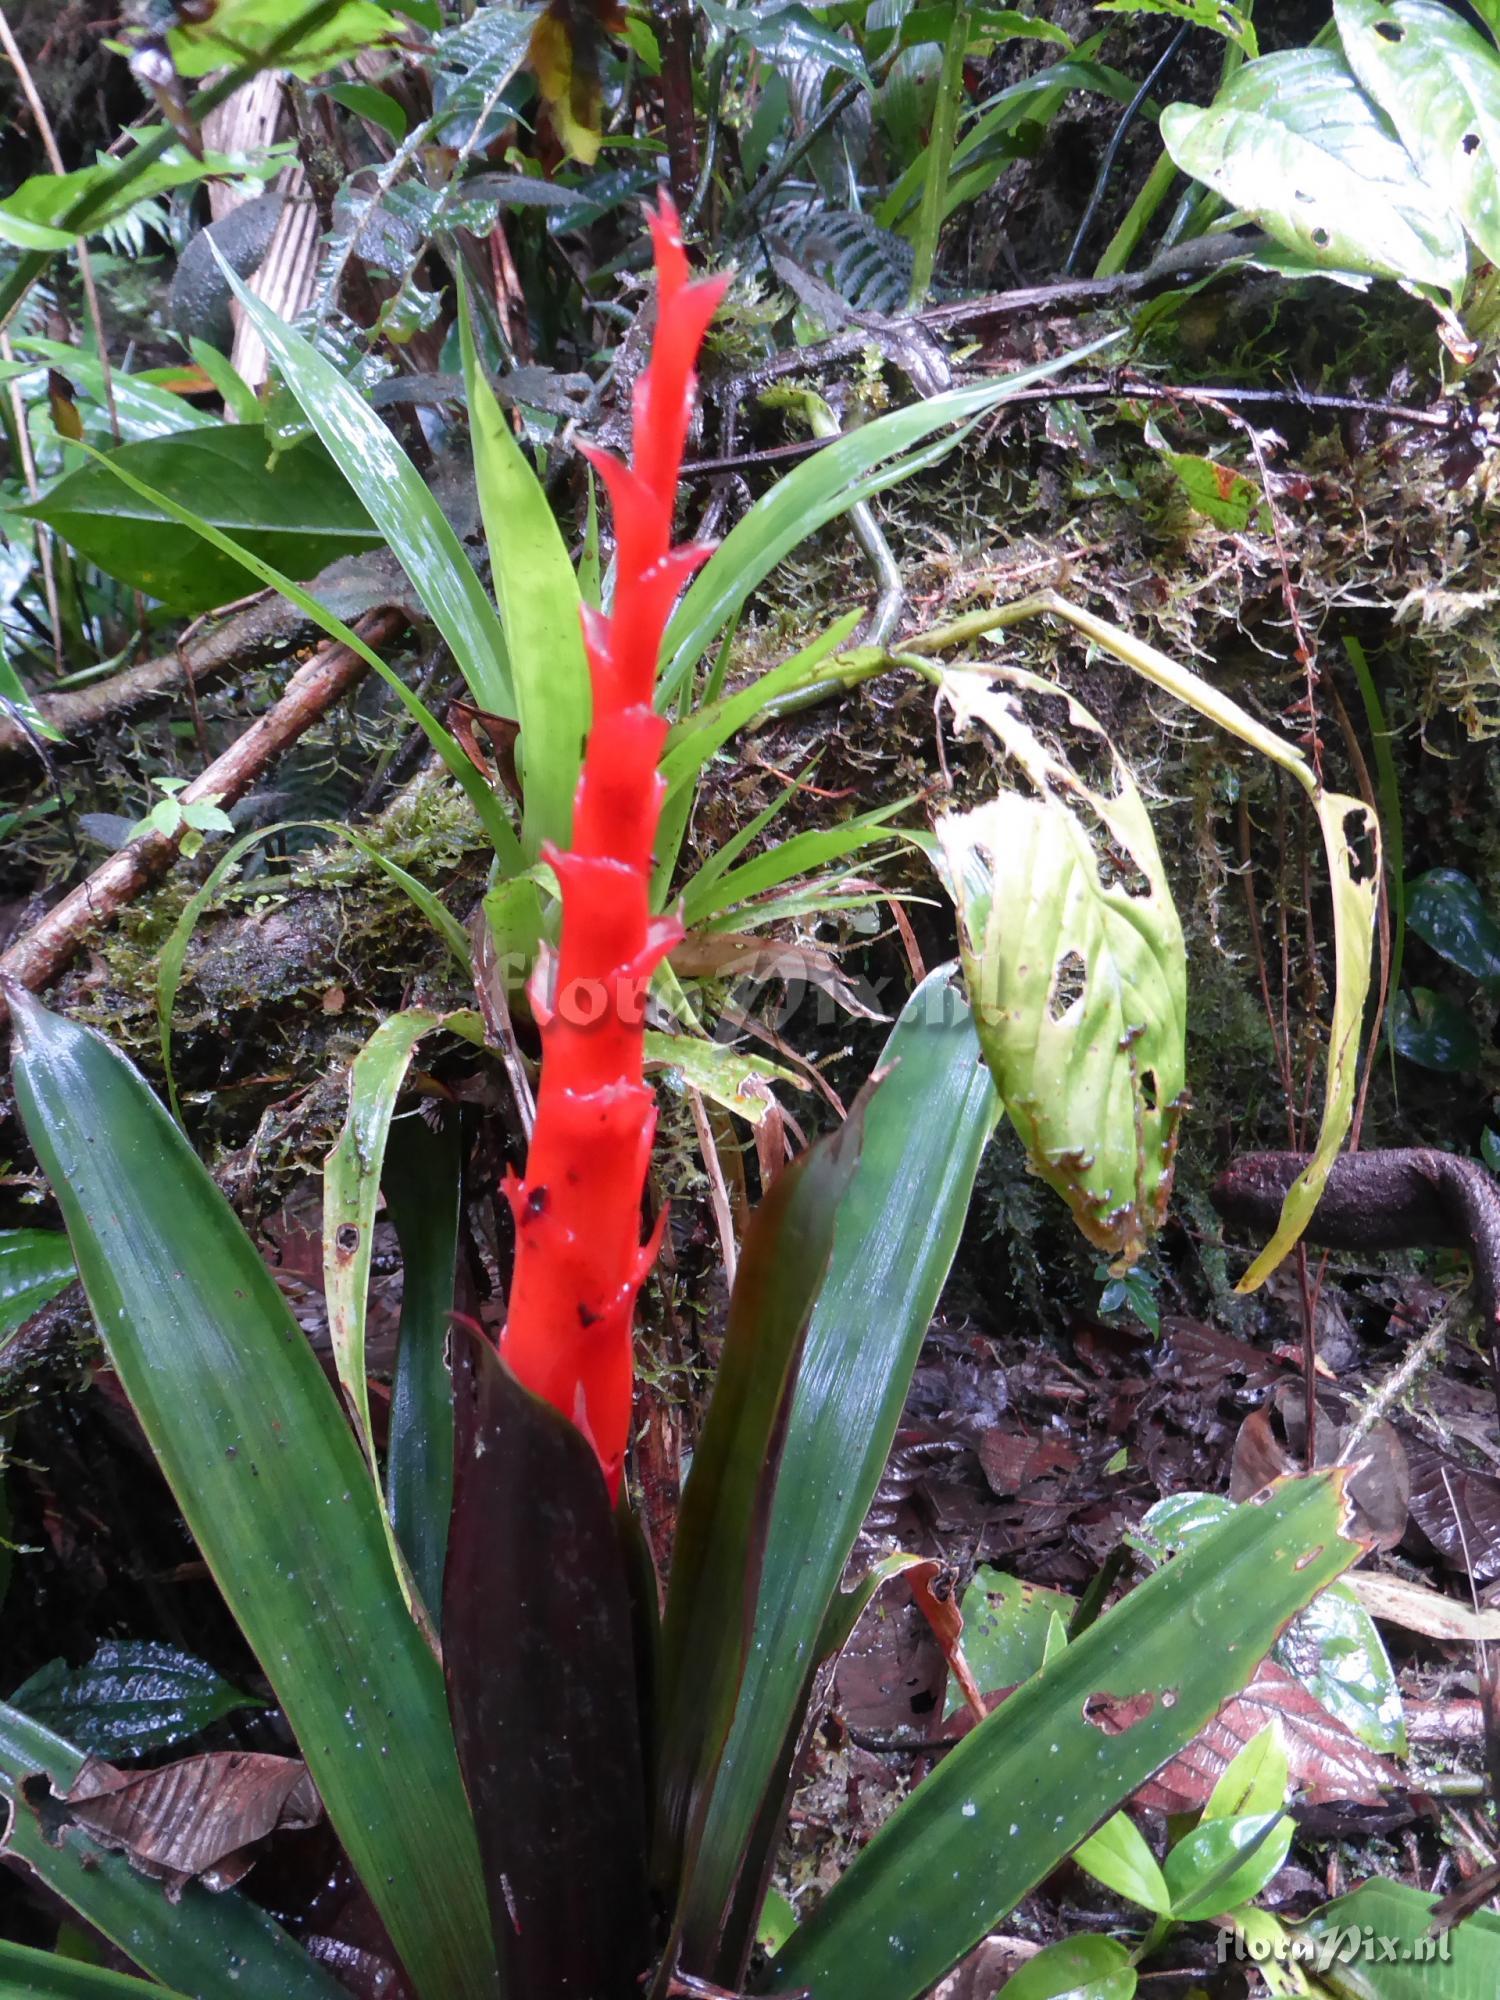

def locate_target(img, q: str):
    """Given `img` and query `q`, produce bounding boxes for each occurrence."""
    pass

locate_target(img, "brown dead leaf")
[1229,1388,1408,1550]
[1406,1444,1500,1582]
[51,1750,321,1899]
[1131,1659,1399,1814]
[670,931,887,1021]
[977,1423,1080,1497]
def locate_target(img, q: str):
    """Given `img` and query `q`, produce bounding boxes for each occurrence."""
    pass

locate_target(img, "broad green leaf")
[0,1227,75,1337]
[164,0,398,76]
[1338,0,1500,265]
[324,1008,484,1631]
[385,1109,461,1624]
[936,669,1186,1266]
[460,289,589,860]
[0,1701,343,2000]
[1296,1878,1500,1997]
[1074,1813,1171,1915]
[701,0,870,80]
[684,970,999,1975]
[762,1474,1361,2000]
[326,80,409,142]
[1405,868,1500,981]
[213,256,514,717]
[1389,986,1481,1071]
[998,1935,1137,2000]
[7,994,497,2000]
[657,1105,866,1903]
[1205,1722,1289,1822]
[1160,48,1469,293]
[1097,0,1256,57]
[1164,1810,1295,1922]
[0,1941,185,1997]
[658,337,1121,704]
[944,1568,1074,1718]
[0,150,275,253]
[8,1640,263,1755]
[1279,1582,1405,1754]
[21,428,381,613]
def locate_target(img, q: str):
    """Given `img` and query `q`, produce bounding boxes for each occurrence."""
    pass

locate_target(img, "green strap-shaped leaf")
[1338,0,1500,267]
[762,1475,1362,1999]
[1159,48,1469,293]
[6,992,498,2000]
[656,1102,866,1903]
[460,288,590,862]
[0,1701,343,2000]
[385,1107,462,1625]
[213,252,515,719]
[658,337,1121,704]
[683,969,999,1974]
[323,1006,483,1630]
[0,1227,75,1341]
[0,1939,186,1998]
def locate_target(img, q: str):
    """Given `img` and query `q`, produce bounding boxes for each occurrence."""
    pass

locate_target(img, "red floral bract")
[501,194,728,1500]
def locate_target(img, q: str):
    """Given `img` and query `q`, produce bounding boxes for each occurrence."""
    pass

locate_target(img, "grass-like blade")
[214,253,514,717]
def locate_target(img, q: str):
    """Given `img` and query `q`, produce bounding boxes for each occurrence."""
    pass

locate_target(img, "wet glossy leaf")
[1074,1813,1171,1915]
[1278,1581,1406,1754]
[658,1103,866,1904]
[1164,1810,1294,1921]
[1297,1878,1500,1997]
[945,1568,1075,1718]
[216,259,514,718]
[1160,48,1468,292]
[7,992,496,2000]
[936,670,1186,1266]
[21,428,381,614]
[1389,987,1481,1072]
[700,1,870,80]
[1405,868,1500,981]
[9,1642,263,1756]
[683,972,998,1978]
[762,1475,1361,2000]
[0,1941,186,1998]
[0,1227,75,1339]
[999,1935,1137,2000]
[1338,0,1500,265]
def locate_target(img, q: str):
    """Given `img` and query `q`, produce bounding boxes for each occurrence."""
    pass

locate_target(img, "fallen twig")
[0,606,408,1027]
[0,594,310,762]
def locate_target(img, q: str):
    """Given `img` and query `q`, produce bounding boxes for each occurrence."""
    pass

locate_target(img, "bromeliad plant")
[3,200,1379,2000]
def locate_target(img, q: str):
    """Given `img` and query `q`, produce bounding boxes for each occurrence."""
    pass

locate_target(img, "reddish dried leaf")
[53,1750,321,1898]
[1406,1443,1500,1582]
[977,1424,1080,1497]
[1131,1659,1398,1814]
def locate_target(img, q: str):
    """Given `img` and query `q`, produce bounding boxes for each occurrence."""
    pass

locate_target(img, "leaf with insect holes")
[1160,48,1468,294]
[1337,0,1500,267]
[935,669,1186,1267]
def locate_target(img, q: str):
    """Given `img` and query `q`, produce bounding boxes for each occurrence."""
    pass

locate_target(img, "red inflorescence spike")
[499,194,727,1501]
